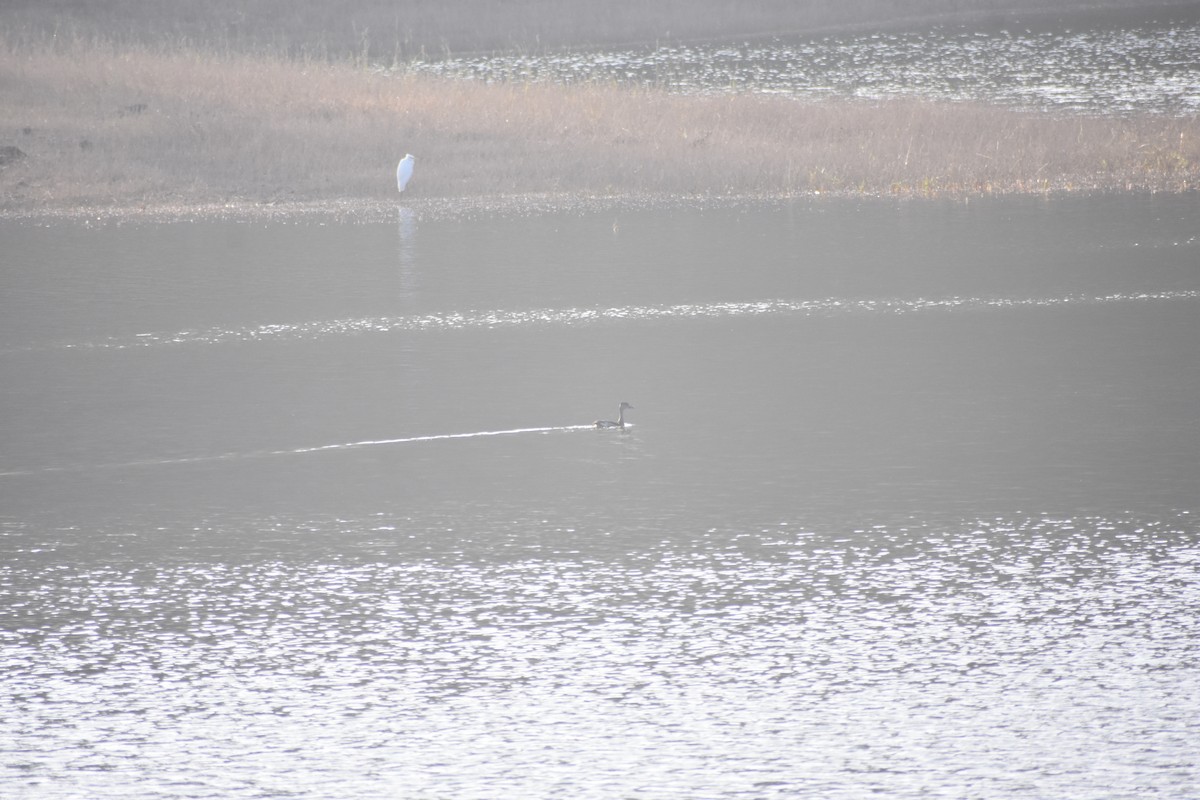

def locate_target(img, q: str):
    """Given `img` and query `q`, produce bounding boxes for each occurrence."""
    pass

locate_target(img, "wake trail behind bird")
[0,424,598,479]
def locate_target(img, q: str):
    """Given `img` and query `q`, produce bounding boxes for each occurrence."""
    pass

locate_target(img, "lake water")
[2,194,1199,798]
[409,6,1200,115]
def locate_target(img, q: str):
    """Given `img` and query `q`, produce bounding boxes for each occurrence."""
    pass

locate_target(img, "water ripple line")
[9,290,1199,354]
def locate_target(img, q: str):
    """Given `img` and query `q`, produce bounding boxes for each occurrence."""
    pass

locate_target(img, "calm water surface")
[2,195,1199,797]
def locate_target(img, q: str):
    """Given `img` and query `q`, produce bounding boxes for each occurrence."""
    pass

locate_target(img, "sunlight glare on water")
[2,513,1198,798]
[408,9,1200,115]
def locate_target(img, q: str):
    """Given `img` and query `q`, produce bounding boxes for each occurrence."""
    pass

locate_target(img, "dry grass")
[1,34,1198,212]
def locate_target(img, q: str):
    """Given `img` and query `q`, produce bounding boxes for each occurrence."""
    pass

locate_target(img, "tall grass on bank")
[1,34,1198,211]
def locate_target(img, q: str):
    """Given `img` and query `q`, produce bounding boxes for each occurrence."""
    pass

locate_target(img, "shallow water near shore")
[2,194,1199,798]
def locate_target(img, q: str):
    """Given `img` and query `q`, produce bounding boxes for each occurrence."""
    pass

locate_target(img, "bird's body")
[397,154,416,192]
[595,402,634,429]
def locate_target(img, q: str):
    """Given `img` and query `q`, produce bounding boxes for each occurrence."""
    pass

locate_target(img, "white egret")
[595,402,634,429]
[397,153,416,192]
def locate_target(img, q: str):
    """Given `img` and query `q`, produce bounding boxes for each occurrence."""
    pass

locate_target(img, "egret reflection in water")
[397,206,418,272]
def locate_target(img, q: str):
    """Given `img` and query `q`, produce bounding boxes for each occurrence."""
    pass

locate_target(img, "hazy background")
[5,0,1190,55]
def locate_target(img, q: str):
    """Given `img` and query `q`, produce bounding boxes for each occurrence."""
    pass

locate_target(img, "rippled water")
[6,289,1200,354]
[5,513,1199,798]
[3,195,1199,797]
[408,8,1200,114]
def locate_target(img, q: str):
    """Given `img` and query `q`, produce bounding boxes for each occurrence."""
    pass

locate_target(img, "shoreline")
[0,192,808,226]
[3,184,1194,227]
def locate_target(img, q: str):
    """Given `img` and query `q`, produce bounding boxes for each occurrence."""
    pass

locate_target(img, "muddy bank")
[8,183,1194,228]
[0,192,815,226]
